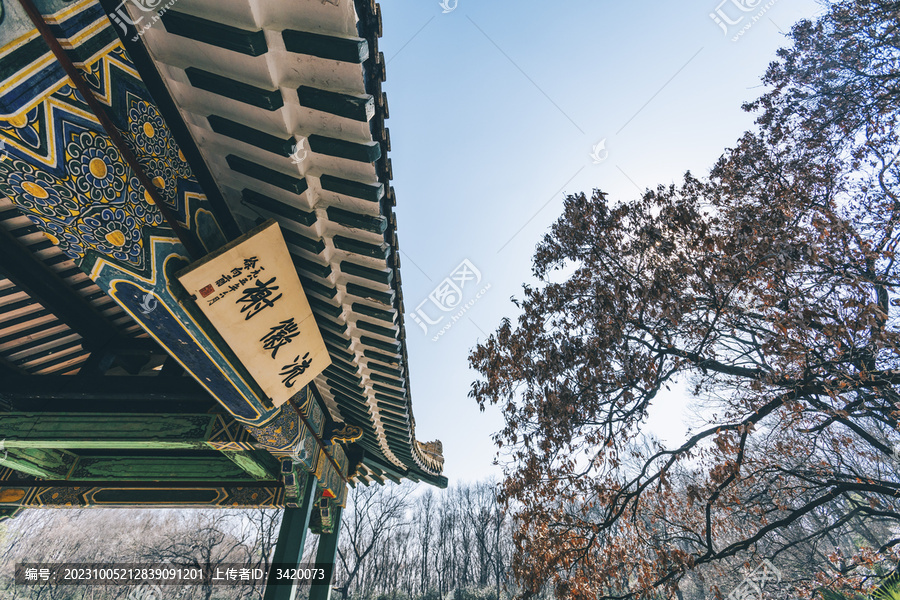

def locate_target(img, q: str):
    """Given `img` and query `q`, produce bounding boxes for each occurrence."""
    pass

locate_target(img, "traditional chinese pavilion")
[0,0,445,597]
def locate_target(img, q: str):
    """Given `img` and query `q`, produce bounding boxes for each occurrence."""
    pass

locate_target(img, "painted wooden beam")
[0,375,210,404]
[0,478,285,508]
[161,11,268,57]
[263,472,318,600]
[307,135,381,163]
[0,413,218,449]
[226,155,308,195]
[186,67,284,111]
[282,30,368,63]
[296,87,373,122]
[66,453,255,481]
[0,448,77,479]
[319,174,383,202]
[208,115,294,156]
[0,412,280,480]
[219,448,281,481]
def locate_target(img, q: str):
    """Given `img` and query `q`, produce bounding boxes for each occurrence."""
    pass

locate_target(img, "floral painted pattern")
[66,131,127,203]
[171,145,193,180]
[0,106,43,151]
[128,100,169,156]
[142,156,177,206]
[128,175,164,227]
[27,217,86,260]
[78,206,143,263]
[1,44,218,272]
[0,137,146,265]
[0,163,79,222]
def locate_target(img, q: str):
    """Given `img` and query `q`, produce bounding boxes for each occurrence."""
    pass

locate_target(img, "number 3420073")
[274,568,325,581]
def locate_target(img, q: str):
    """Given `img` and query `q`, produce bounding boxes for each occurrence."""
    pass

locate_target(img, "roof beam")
[0,478,284,508]
[0,448,77,479]
[0,412,281,481]
[0,375,215,413]
[66,452,257,481]
[0,412,222,450]
[0,375,208,401]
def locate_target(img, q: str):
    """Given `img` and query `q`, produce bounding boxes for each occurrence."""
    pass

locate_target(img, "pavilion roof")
[0,0,444,491]
[108,0,444,486]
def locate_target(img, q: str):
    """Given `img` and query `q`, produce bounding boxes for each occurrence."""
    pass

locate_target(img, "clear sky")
[377,0,825,485]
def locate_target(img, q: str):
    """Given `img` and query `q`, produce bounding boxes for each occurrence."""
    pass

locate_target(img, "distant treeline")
[0,480,515,600]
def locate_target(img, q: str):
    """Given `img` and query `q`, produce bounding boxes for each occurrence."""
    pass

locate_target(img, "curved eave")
[115,0,443,483]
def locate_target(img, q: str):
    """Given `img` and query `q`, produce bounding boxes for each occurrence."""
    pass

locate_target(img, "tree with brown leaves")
[470,2,900,599]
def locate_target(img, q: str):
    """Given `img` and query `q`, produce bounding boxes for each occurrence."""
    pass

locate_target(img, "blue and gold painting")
[0,0,291,429]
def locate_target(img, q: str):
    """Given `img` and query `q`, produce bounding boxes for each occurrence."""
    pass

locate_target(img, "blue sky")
[377,0,824,484]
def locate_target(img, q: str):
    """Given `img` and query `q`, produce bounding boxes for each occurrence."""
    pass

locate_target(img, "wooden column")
[309,504,343,600]
[264,473,318,600]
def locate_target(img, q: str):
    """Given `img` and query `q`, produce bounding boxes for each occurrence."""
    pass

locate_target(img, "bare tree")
[334,482,413,600]
[139,511,253,600]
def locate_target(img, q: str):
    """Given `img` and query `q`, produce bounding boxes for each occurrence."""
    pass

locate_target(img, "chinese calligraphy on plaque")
[176,220,331,407]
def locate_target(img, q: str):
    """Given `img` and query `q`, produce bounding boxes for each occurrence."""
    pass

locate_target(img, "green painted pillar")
[264,473,318,600]
[309,504,343,600]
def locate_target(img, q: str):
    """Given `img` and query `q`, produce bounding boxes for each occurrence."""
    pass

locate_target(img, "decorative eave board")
[176,219,331,407]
